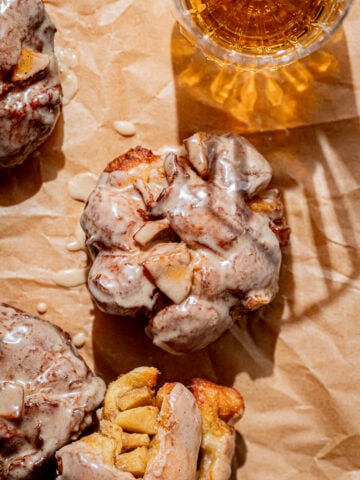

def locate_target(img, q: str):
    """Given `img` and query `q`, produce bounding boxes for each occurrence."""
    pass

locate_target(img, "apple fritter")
[56,367,245,480]
[81,133,289,353]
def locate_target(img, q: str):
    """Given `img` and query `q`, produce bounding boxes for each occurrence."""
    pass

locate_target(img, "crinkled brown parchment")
[0,0,359,478]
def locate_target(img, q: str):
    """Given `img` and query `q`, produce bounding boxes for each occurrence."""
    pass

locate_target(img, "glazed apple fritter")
[81,132,289,354]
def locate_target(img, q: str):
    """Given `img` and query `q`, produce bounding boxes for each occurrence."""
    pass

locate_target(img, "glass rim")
[171,0,355,69]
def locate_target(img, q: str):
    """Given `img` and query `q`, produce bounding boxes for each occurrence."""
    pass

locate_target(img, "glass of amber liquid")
[172,0,354,69]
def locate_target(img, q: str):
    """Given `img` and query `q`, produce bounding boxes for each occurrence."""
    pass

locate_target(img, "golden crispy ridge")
[104,147,161,173]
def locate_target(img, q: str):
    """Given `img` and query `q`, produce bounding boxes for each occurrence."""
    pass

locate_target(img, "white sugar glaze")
[68,172,98,203]
[66,222,86,252]
[36,301,48,313]
[56,47,79,105]
[113,120,136,137]
[53,267,88,288]
[72,331,86,348]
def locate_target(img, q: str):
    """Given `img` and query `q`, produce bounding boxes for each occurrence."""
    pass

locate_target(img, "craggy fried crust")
[190,378,245,423]
[104,147,161,173]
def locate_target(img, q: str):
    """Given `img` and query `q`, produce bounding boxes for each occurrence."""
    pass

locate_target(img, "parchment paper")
[0,0,359,478]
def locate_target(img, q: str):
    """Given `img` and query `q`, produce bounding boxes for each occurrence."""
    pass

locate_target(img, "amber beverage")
[173,0,354,68]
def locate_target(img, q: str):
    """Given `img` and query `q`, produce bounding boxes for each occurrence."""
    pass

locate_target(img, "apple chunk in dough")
[143,245,192,304]
[133,220,171,248]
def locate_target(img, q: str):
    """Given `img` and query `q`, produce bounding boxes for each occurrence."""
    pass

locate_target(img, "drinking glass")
[171,0,354,69]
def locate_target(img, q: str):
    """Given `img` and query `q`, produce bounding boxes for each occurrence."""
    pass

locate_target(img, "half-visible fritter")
[56,367,244,480]
[0,303,106,480]
[0,0,62,168]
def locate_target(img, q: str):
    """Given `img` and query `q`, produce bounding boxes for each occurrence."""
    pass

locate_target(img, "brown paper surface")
[0,0,359,478]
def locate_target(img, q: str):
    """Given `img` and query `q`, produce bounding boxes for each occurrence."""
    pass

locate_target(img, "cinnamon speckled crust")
[81,133,289,353]
[0,303,106,480]
[0,0,62,168]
